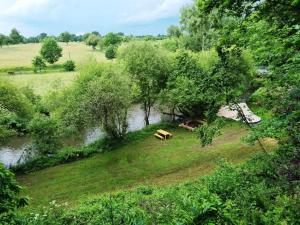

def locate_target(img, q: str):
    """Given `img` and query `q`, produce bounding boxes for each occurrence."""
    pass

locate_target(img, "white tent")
[217,103,261,124]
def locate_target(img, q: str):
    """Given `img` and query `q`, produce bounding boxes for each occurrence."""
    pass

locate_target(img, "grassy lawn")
[18,123,276,210]
[0,42,105,68]
[1,72,77,95]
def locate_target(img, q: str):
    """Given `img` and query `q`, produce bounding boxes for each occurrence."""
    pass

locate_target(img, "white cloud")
[3,0,51,17]
[122,0,191,23]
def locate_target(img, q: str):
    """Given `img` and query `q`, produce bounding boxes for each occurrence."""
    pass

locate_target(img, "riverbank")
[18,122,276,210]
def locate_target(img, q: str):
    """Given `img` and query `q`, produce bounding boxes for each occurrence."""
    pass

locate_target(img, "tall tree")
[9,28,23,44]
[167,25,182,38]
[83,67,131,139]
[59,31,72,59]
[102,32,122,47]
[0,34,7,48]
[119,42,171,125]
[40,37,62,64]
[85,34,101,50]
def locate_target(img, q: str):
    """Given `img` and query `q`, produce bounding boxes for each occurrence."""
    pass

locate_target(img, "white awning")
[217,103,261,124]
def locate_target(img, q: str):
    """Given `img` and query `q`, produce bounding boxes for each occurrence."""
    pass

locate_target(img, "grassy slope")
[18,123,276,210]
[2,72,77,95]
[0,42,105,68]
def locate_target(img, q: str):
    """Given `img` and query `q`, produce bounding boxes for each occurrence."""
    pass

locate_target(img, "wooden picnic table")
[157,129,173,139]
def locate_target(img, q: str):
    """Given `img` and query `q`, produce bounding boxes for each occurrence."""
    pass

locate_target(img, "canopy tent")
[217,103,261,124]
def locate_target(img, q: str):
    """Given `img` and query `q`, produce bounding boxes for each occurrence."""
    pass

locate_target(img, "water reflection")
[0,105,162,166]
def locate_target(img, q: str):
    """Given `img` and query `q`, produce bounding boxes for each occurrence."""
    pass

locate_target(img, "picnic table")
[157,129,173,139]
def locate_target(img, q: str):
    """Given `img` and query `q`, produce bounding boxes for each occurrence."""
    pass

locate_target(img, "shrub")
[0,164,27,224]
[0,80,33,118]
[28,114,61,155]
[63,60,76,71]
[32,56,46,73]
[105,45,116,59]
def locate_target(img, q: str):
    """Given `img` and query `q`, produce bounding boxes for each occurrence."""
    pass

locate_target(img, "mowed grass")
[0,42,105,68]
[1,72,77,95]
[18,124,276,210]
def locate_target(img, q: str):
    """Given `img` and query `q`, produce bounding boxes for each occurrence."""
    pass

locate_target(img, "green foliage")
[32,56,46,73]
[28,114,61,155]
[82,66,131,139]
[59,32,71,43]
[102,32,122,47]
[0,80,33,118]
[119,41,171,125]
[180,6,220,51]
[63,60,75,71]
[0,163,27,224]
[9,28,23,44]
[195,120,223,147]
[167,25,181,38]
[0,34,9,48]
[161,38,179,52]
[104,45,116,59]
[40,37,62,64]
[85,34,101,50]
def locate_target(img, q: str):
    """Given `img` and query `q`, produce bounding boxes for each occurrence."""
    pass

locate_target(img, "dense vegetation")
[0,0,299,224]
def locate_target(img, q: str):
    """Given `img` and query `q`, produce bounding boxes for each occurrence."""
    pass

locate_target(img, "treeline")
[0,28,167,48]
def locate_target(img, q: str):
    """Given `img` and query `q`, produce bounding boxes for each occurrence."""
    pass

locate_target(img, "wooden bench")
[157,129,173,139]
[154,133,164,140]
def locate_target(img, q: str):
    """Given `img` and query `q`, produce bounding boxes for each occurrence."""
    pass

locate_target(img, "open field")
[1,72,77,95]
[0,42,105,68]
[18,123,276,210]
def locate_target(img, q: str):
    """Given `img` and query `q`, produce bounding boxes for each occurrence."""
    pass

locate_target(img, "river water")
[0,105,162,167]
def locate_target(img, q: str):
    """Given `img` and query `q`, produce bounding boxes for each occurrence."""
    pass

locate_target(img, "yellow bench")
[154,133,164,140]
[157,129,173,139]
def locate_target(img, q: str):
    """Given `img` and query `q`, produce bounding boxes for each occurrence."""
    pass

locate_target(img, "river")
[0,105,162,167]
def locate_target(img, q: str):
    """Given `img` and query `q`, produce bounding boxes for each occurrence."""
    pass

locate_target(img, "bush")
[0,164,27,224]
[63,60,76,71]
[28,114,61,155]
[105,45,116,59]
[32,56,46,73]
[0,80,33,118]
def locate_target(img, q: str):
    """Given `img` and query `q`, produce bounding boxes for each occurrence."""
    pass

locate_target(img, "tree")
[0,164,27,223]
[40,37,62,64]
[167,25,182,38]
[119,42,171,125]
[160,50,208,118]
[32,56,46,73]
[180,5,220,51]
[85,34,101,50]
[59,32,72,59]
[103,32,122,47]
[37,33,47,42]
[0,34,7,48]
[9,28,23,44]
[83,67,131,139]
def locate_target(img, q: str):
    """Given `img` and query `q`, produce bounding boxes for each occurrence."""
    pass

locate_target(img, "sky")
[0,0,192,36]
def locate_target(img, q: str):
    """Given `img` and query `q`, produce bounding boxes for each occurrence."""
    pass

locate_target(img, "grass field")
[1,72,77,95]
[0,42,105,68]
[18,124,276,210]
